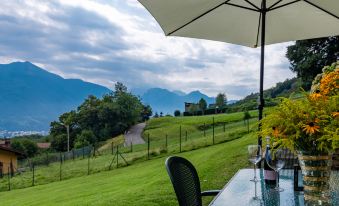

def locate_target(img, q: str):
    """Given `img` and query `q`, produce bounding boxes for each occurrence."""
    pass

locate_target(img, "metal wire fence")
[0,118,256,192]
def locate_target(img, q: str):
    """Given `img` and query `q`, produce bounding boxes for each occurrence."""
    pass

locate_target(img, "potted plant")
[261,62,338,205]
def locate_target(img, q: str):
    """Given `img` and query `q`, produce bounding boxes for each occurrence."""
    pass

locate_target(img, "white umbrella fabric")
[137,0,339,145]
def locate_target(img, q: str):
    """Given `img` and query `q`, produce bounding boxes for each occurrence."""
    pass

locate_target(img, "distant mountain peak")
[0,62,111,131]
[187,90,203,95]
[172,90,186,96]
[141,88,214,114]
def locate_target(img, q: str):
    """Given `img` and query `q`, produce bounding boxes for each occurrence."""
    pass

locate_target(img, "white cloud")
[0,0,296,100]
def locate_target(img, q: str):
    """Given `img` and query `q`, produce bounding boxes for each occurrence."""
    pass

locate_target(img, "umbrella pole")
[258,0,266,148]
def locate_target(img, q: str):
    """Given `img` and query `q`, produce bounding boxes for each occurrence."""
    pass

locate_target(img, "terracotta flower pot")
[298,152,332,205]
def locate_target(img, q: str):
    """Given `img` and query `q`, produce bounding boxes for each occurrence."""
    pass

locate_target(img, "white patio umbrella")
[137,0,339,145]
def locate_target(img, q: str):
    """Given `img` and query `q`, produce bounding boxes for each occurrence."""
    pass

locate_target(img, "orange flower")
[309,93,322,100]
[319,69,339,96]
[302,121,320,135]
[332,112,339,118]
[272,127,280,137]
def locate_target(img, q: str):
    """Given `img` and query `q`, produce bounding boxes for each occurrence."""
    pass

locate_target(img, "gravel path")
[124,122,146,146]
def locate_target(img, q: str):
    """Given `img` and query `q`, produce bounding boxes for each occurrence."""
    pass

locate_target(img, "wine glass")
[248,145,262,182]
[266,148,286,192]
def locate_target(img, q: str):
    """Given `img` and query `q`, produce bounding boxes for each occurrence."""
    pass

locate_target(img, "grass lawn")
[0,132,256,206]
[0,111,259,192]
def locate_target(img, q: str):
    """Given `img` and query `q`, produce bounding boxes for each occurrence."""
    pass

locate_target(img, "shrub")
[174,110,181,117]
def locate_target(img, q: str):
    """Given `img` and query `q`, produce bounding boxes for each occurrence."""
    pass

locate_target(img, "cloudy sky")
[0,0,295,99]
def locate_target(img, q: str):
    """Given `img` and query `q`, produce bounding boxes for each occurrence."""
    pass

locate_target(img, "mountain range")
[140,88,215,115]
[0,62,110,131]
[0,62,219,131]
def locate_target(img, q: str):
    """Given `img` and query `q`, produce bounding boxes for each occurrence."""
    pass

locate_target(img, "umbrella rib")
[268,0,301,11]
[303,0,339,20]
[167,0,260,36]
[167,1,230,36]
[267,0,284,10]
[244,0,260,10]
[224,2,261,12]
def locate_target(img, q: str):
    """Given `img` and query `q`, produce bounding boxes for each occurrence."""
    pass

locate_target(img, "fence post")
[82,144,85,159]
[87,147,91,175]
[59,158,62,181]
[212,117,215,144]
[165,134,168,150]
[130,141,133,153]
[46,152,49,166]
[185,131,187,141]
[116,146,119,167]
[179,126,182,153]
[203,123,206,137]
[247,119,250,134]
[72,149,75,160]
[59,152,62,164]
[7,167,10,191]
[32,164,35,186]
[147,134,150,160]
[111,142,114,155]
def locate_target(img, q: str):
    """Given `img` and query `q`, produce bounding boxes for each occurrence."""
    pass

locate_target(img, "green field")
[0,132,256,206]
[0,111,260,205]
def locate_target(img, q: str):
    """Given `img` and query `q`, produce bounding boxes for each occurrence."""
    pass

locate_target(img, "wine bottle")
[264,136,276,185]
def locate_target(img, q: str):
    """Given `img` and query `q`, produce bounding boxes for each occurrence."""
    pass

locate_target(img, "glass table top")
[209,169,339,206]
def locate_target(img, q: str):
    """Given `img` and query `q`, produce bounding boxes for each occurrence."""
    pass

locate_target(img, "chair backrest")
[165,156,202,206]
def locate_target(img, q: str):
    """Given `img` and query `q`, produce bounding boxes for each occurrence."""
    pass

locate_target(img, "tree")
[74,130,96,148]
[174,110,181,117]
[49,82,143,147]
[141,105,152,121]
[154,112,159,118]
[160,112,163,117]
[11,139,39,157]
[216,93,227,110]
[10,139,25,154]
[114,82,127,95]
[21,139,39,157]
[198,98,207,115]
[51,134,68,152]
[11,138,38,157]
[286,36,339,89]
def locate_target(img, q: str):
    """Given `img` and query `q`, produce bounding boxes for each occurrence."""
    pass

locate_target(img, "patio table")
[209,169,339,206]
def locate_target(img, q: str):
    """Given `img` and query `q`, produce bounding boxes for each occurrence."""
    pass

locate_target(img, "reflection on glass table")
[209,169,339,206]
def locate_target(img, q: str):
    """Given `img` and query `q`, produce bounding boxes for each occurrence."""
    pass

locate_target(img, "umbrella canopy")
[138,0,339,47]
[138,0,339,145]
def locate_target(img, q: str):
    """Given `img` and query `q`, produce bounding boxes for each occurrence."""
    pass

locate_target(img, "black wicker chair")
[165,156,219,206]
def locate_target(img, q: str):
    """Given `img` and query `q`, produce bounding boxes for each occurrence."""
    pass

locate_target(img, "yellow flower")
[302,121,320,135]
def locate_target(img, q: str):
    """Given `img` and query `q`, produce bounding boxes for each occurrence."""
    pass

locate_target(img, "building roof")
[37,142,51,149]
[0,145,24,156]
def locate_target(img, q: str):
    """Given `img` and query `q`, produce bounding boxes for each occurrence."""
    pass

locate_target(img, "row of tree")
[49,83,151,152]
[174,93,227,116]
[286,36,339,89]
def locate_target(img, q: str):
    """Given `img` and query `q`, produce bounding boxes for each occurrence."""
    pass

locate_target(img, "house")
[0,139,24,176]
[37,142,51,150]
[184,102,200,112]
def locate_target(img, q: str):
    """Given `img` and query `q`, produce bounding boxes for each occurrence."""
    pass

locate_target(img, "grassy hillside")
[0,111,259,192]
[228,77,301,112]
[0,132,256,206]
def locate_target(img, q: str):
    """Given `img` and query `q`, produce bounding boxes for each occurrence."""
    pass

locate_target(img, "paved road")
[124,122,146,146]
